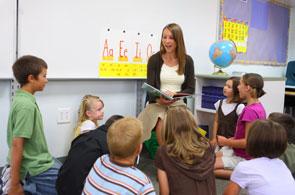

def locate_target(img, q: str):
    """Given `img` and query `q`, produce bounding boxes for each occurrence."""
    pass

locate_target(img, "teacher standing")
[138,23,195,145]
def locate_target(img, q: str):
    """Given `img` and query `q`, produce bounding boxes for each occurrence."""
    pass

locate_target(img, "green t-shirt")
[7,89,53,180]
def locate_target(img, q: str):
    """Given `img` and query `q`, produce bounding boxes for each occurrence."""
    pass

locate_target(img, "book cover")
[141,82,194,100]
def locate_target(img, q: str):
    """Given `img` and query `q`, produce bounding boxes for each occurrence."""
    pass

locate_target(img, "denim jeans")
[23,159,61,195]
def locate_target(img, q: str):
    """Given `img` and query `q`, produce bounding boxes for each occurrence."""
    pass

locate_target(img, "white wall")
[0,79,138,164]
[0,80,11,165]
[17,0,218,78]
[185,0,219,75]
[0,0,15,78]
[35,80,137,158]
[0,0,15,166]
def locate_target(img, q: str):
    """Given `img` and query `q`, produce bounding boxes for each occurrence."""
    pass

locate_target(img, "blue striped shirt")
[83,154,155,195]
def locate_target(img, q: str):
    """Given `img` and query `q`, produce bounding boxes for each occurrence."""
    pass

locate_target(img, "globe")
[209,40,237,75]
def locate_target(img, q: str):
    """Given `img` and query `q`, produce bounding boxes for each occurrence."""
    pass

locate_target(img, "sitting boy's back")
[56,115,123,195]
[83,117,155,195]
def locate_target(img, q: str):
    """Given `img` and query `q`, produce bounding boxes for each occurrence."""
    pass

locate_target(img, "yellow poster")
[99,62,147,78]
[223,17,248,53]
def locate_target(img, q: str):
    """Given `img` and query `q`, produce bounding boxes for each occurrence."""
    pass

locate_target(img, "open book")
[142,82,194,100]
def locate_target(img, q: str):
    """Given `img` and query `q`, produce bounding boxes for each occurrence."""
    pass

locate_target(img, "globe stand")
[212,67,228,76]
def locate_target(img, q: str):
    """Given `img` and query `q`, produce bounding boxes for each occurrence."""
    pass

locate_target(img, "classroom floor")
[138,147,248,195]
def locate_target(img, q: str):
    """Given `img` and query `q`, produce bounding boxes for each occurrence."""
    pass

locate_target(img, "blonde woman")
[74,95,104,138]
[154,106,216,195]
[138,23,195,145]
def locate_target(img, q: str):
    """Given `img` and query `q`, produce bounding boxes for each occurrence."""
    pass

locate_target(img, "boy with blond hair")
[83,117,156,195]
[5,55,60,195]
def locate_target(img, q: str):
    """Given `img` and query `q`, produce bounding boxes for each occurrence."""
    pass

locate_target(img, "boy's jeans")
[24,159,61,195]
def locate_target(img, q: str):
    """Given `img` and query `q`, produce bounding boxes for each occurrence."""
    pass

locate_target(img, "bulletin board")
[219,0,290,66]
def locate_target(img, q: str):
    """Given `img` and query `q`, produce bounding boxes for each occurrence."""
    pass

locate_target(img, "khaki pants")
[137,100,186,141]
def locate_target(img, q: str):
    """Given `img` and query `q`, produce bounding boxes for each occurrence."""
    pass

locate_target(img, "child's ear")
[85,110,91,118]
[135,143,143,155]
[27,74,35,83]
[246,85,251,92]
[139,143,143,153]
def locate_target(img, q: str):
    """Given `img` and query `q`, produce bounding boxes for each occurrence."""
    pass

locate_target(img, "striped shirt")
[83,154,155,195]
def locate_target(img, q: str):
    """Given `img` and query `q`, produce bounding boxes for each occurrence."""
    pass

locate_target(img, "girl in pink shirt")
[214,73,266,178]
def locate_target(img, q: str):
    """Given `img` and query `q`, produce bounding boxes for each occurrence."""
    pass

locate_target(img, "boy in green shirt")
[6,55,60,195]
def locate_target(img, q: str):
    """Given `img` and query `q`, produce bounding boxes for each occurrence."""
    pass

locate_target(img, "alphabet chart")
[98,29,159,78]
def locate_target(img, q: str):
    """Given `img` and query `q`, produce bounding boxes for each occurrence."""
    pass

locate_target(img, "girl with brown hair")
[154,106,216,195]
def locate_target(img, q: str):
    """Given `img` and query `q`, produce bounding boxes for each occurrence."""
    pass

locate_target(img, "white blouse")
[160,64,184,93]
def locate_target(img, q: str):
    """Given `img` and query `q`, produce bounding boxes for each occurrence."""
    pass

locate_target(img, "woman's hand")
[162,90,175,97]
[156,90,177,105]
[157,95,176,106]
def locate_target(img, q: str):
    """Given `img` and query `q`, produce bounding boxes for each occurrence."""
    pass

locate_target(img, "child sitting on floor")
[224,120,295,195]
[214,73,266,178]
[74,95,104,138]
[268,112,295,177]
[83,117,156,195]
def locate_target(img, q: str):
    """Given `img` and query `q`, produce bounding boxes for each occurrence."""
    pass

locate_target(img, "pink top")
[233,102,266,159]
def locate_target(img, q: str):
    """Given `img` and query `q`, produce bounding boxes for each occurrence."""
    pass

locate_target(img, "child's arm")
[223,181,241,195]
[157,168,169,195]
[218,122,253,149]
[9,137,25,195]
[210,112,218,146]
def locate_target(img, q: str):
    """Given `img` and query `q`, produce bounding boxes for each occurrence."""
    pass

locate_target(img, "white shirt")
[214,99,245,116]
[160,64,184,93]
[80,120,96,134]
[231,157,295,195]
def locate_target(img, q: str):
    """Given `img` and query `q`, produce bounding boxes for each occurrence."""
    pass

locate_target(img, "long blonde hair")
[160,23,187,75]
[74,95,104,137]
[163,106,209,165]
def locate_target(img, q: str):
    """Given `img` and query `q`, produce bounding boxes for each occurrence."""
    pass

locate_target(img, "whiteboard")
[0,0,15,78]
[18,0,219,78]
